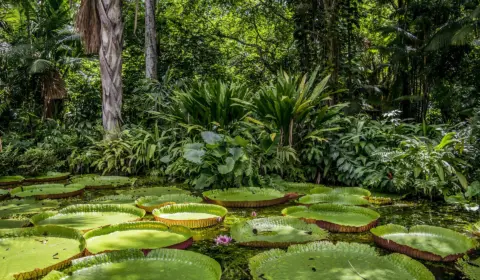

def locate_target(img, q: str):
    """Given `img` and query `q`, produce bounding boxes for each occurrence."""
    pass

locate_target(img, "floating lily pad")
[117,186,190,197]
[297,193,370,206]
[10,183,85,199]
[203,187,290,208]
[0,176,25,187]
[24,172,70,183]
[249,241,434,280]
[153,203,227,228]
[0,189,9,200]
[43,249,221,280]
[0,225,85,280]
[84,221,193,255]
[91,195,136,205]
[279,182,322,194]
[309,186,334,194]
[71,176,135,189]
[0,219,30,229]
[0,199,60,218]
[282,204,380,232]
[371,224,477,262]
[31,204,146,232]
[457,257,480,280]
[231,216,328,248]
[136,194,203,212]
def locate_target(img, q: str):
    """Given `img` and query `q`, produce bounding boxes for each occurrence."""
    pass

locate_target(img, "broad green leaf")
[414,167,422,178]
[195,173,215,190]
[455,171,468,189]
[184,150,205,164]
[218,157,235,174]
[435,163,445,181]
[229,147,244,161]
[435,132,456,150]
[201,131,224,145]
[234,136,249,147]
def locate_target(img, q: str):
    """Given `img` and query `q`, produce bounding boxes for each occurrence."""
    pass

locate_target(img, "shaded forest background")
[0,0,479,198]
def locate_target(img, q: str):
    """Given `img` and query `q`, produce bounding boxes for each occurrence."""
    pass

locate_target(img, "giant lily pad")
[311,186,371,197]
[0,189,9,200]
[371,224,477,262]
[203,187,291,208]
[31,204,146,232]
[91,195,136,205]
[24,172,70,183]
[282,204,380,232]
[136,194,203,212]
[10,183,85,199]
[0,219,30,229]
[117,186,190,197]
[231,216,328,248]
[153,203,227,228]
[84,221,193,255]
[297,193,370,206]
[0,199,60,218]
[0,176,25,187]
[278,182,322,195]
[249,241,434,280]
[42,249,222,280]
[71,176,134,189]
[309,186,334,194]
[0,225,85,280]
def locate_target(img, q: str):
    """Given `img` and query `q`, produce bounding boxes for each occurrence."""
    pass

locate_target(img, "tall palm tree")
[427,5,480,50]
[76,0,123,134]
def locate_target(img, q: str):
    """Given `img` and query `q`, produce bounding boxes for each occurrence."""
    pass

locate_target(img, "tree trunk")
[145,0,158,79]
[98,0,123,134]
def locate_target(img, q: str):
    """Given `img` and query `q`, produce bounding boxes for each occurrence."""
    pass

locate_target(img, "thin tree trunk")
[288,118,294,147]
[97,0,123,134]
[145,0,158,79]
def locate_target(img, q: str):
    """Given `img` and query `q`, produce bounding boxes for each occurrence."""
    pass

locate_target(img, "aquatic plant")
[203,187,290,208]
[152,203,228,228]
[215,235,233,246]
[249,241,434,280]
[297,193,370,205]
[30,204,146,232]
[0,225,85,280]
[24,172,70,183]
[43,248,222,280]
[10,183,85,199]
[71,175,135,189]
[83,221,193,255]
[0,176,25,187]
[282,204,380,232]
[135,194,202,212]
[0,199,60,218]
[371,224,477,261]
[231,216,328,247]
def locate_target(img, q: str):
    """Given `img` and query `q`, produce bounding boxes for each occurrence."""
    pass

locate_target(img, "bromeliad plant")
[234,68,343,148]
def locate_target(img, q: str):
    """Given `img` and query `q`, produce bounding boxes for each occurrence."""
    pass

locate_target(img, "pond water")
[3,181,480,280]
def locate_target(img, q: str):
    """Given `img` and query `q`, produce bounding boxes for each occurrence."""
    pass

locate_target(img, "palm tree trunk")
[97,0,123,133]
[145,0,157,79]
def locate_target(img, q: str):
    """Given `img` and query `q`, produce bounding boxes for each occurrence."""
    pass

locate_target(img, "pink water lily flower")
[214,235,232,246]
[251,211,257,218]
